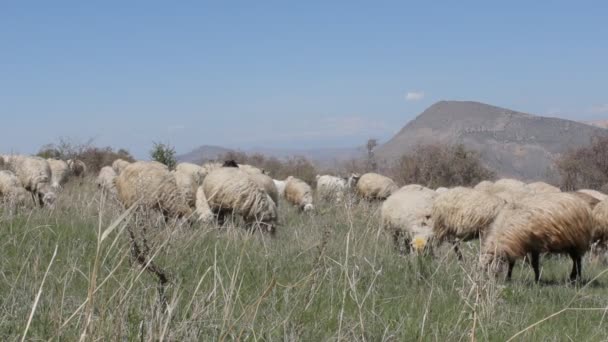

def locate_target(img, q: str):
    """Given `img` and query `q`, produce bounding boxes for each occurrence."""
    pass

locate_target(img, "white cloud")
[405,91,425,101]
[589,104,608,114]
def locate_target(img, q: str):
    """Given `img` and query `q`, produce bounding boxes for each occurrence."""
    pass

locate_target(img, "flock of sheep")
[2,153,608,284]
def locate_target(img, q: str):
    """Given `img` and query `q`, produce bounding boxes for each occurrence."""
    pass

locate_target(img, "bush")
[556,135,608,191]
[150,142,177,170]
[391,143,495,188]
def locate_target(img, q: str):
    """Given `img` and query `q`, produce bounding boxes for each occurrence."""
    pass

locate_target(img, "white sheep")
[112,159,131,175]
[284,176,314,211]
[96,166,117,194]
[196,167,277,233]
[355,173,398,200]
[273,179,286,197]
[316,175,348,202]
[3,155,56,207]
[381,185,437,254]
[0,170,29,207]
[47,158,71,189]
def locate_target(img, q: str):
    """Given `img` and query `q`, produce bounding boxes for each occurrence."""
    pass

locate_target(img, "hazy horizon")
[2,2,607,158]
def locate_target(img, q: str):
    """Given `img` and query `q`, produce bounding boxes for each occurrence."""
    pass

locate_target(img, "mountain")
[176,145,234,164]
[376,101,608,180]
[586,120,608,129]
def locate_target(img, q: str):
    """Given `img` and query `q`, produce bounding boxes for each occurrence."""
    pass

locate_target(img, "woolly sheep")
[473,180,494,192]
[96,166,117,194]
[115,161,191,219]
[316,175,348,202]
[491,178,527,193]
[0,170,29,206]
[577,189,608,202]
[526,181,561,194]
[482,193,593,282]
[435,187,449,194]
[284,176,314,211]
[3,155,56,207]
[570,191,600,209]
[67,159,87,177]
[200,162,222,177]
[250,172,279,206]
[431,187,506,258]
[112,159,131,175]
[47,158,71,189]
[355,173,398,200]
[273,179,286,197]
[197,167,277,233]
[381,185,437,254]
[176,163,206,184]
[592,200,608,253]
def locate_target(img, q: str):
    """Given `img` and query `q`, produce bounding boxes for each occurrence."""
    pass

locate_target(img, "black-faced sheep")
[196,167,277,233]
[284,176,314,211]
[481,193,593,282]
[354,173,397,200]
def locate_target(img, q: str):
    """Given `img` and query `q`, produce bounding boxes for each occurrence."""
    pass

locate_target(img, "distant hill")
[376,101,608,180]
[586,120,608,129]
[177,145,365,166]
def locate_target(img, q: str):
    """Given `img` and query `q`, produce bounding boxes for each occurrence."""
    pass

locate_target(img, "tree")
[555,135,608,191]
[366,138,378,172]
[150,142,177,170]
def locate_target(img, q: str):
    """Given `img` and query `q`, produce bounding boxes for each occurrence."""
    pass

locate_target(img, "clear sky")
[1,1,607,158]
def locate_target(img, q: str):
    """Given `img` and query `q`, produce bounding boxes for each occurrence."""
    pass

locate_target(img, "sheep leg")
[506,260,515,281]
[530,252,540,283]
[37,193,45,207]
[452,242,463,261]
[569,252,582,282]
[393,231,408,255]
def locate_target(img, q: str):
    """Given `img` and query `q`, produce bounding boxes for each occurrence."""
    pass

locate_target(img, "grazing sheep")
[284,176,314,211]
[47,158,71,189]
[197,167,277,233]
[491,178,527,193]
[570,191,601,209]
[526,182,561,194]
[200,162,222,176]
[250,172,279,206]
[115,161,191,220]
[435,187,449,194]
[355,173,398,200]
[432,187,506,258]
[316,175,349,202]
[493,189,531,204]
[175,162,206,184]
[172,163,208,208]
[239,163,267,175]
[577,189,608,202]
[0,170,29,206]
[482,193,593,282]
[592,200,608,257]
[381,185,437,254]
[96,166,117,194]
[474,180,494,192]
[67,159,87,177]
[3,155,56,207]
[273,179,286,197]
[112,159,131,175]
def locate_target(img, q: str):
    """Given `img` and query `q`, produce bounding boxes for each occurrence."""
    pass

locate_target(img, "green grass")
[1,179,608,341]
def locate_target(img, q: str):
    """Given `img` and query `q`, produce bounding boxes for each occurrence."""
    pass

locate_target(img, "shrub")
[150,142,177,170]
[556,135,608,191]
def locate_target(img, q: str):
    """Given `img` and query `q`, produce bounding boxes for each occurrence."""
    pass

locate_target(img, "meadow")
[1,179,608,341]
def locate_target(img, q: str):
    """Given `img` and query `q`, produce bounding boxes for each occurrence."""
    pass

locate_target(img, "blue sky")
[1,1,607,158]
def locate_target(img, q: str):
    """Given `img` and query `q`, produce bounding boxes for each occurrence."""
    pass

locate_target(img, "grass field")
[1,179,608,341]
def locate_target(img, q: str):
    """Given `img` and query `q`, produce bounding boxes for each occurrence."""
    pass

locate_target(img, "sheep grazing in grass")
[591,200,608,260]
[577,189,608,202]
[47,158,71,189]
[200,161,222,177]
[526,181,561,194]
[491,178,527,193]
[96,166,117,194]
[115,161,192,220]
[112,159,131,175]
[273,179,286,197]
[431,187,506,259]
[316,175,348,202]
[3,155,56,207]
[284,176,314,211]
[250,172,279,206]
[0,170,29,207]
[570,191,600,209]
[175,162,205,184]
[473,180,494,192]
[355,173,398,201]
[67,159,86,177]
[381,185,437,254]
[481,193,593,282]
[196,167,277,233]
[172,162,207,208]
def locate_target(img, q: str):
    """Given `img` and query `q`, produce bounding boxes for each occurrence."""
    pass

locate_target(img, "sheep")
[250,172,279,206]
[431,187,506,259]
[316,175,348,202]
[197,167,277,233]
[381,185,437,254]
[435,187,449,194]
[592,200,608,260]
[491,178,527,193]
[473,180,494,192]
[96,166,117,194]
[577,189,608,202]
[273,179,286,197]
[0,170,29,207]
[112,159,131,175]
[115,161,192,220]
[570,191,601,209]
[354,173,398,200]
[200,162,222,177]
[67,159,87,177]
[47,158,71,189]
[284,176,314,211]
[3,155,56,207]
[526,181,561,194]
[172,163,208,208]
[481,193,593,282]
[176,162,206,184]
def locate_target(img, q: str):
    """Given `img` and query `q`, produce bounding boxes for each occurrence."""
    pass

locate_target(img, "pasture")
[1,179,608,341]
